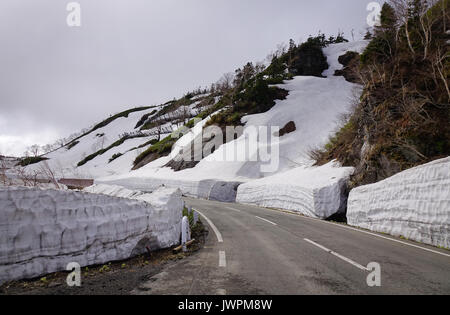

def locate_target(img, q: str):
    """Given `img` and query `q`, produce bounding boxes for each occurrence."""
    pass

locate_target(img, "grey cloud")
[0,0,370,156]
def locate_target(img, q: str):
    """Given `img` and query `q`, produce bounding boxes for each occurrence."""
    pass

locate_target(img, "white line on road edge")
[266,208,450,258]
[255,216,277,226]
[219,251,227,267]
[337,225,450,258]
[194,209,223,243]
[304,238,369,271]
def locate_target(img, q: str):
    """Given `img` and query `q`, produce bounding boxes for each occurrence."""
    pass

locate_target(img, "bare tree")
[433,46,450,101]
[216,72,235,92]
[0,159,11,186]
[390,0,441,58]
[275,42,288,57]
[39,161,61,189]
[29,145,41,157]
[391,0,416,56]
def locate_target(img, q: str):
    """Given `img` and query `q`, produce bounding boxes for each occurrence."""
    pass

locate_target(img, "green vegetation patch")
[78,133,148,167]
[133,135,177,167]
[18,156,49,167]
[65,106,153,149]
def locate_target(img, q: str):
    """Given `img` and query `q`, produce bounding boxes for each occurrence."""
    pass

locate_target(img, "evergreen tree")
[288,39,296,52]
[375,3,397,35]
[408,0,425,21]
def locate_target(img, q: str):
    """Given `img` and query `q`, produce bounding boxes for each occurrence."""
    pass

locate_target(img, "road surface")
[134,198,450,295]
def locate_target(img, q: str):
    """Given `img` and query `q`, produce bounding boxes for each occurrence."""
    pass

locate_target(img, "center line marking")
[304,238,369,271]
[255,216,277,226]
[261,206,450,258]
[219,251,227,267]
[225,206,241,212]
[194,209,223,243]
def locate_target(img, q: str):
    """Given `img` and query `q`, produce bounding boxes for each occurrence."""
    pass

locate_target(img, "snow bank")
[0,186,183,284]
[237,162,354,219]
[96,178,242,203]
[209,181,242,203]
[347,157,450,248]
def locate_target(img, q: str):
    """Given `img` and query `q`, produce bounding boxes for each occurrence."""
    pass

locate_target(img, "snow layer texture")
[237,162,354,219]
[347,157,450,248]
[96,177,242,203]
[0,185,183,284]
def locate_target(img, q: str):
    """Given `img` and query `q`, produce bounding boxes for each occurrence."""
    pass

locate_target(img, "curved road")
[134,198,450,295]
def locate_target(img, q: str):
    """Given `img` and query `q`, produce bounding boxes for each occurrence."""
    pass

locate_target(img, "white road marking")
[219,251,227,268]
[255,215,277,226]
[225,206,241,212]
[304,238,369,271]
[194,209,223,243]
[337,225,450,258]
[262,207,450,258]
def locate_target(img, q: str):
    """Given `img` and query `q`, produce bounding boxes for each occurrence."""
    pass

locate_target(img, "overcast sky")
[0,0,373,156]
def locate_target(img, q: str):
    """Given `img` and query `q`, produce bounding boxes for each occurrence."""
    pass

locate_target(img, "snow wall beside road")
[347,157,450,248]
[0,186,183,284]
[236,162,354,219]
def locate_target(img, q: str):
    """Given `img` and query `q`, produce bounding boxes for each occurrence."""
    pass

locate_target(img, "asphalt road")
[135,198,450,295]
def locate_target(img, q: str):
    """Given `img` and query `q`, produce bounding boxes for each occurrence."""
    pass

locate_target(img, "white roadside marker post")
[181,216,189,252]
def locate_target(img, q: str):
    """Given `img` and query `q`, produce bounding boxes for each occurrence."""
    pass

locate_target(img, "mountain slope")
[92,40,368,218]
[22,37,370,220]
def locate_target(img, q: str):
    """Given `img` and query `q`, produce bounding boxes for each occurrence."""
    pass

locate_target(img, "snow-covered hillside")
[23,41,368,219]
[25,107,163,178]
[25,98,214,179]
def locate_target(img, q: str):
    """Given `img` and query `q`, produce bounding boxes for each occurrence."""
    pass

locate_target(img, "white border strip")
[304,238,369,271]
[255,216,277,226]
[219,251,227,267]
[194,209,223,243]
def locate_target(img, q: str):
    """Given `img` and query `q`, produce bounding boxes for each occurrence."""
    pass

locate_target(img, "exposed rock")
[275,121,296,137]
[334,51,361,84]
[132,152,160,170]
[164,159,199,172]
[338,51,359,67]
[289,46,329,77]
[208,181,242,202]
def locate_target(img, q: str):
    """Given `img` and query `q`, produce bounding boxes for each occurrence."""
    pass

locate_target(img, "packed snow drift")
[347,157,450,249]
[237,162,354,219]
[0,185,183,284]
